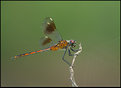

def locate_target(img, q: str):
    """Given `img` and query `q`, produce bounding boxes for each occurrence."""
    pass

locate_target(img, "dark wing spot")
[44,21,56,34]
[42,37,52,45]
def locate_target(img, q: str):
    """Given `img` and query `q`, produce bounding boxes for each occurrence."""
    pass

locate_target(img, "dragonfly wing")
[40,17,62,49]
[42,17,56,35]
[42,17,62,40]
[40,36,55,49]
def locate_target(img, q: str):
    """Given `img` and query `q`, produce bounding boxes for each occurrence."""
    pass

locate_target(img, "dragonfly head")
[70,40,76,48]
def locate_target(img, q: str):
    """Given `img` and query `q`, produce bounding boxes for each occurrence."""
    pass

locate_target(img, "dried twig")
[69,43,82,87]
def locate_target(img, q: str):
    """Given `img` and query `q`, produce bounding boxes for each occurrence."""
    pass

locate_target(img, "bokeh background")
[1,1,120,87]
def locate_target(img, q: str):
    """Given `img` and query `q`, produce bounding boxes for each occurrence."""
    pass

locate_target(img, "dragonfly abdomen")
[12,48,50,60]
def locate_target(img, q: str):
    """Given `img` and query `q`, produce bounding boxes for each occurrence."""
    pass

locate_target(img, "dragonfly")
[12,17,80,66]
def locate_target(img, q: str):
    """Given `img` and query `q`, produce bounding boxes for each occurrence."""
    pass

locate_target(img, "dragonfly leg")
[70,47,81,52]
[62,48,71,66]
[68,48,74,56]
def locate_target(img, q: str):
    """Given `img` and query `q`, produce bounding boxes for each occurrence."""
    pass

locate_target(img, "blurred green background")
[1,1,120,87]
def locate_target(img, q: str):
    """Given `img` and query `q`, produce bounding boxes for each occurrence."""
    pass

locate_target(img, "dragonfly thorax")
[50,40,68,51]
[50,40,76,51]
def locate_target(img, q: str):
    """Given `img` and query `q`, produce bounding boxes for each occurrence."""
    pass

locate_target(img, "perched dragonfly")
[12,17,79,66]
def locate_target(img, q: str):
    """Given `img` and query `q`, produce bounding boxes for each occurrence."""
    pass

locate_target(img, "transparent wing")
[40,17,62,49]
[40,36,54,49]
